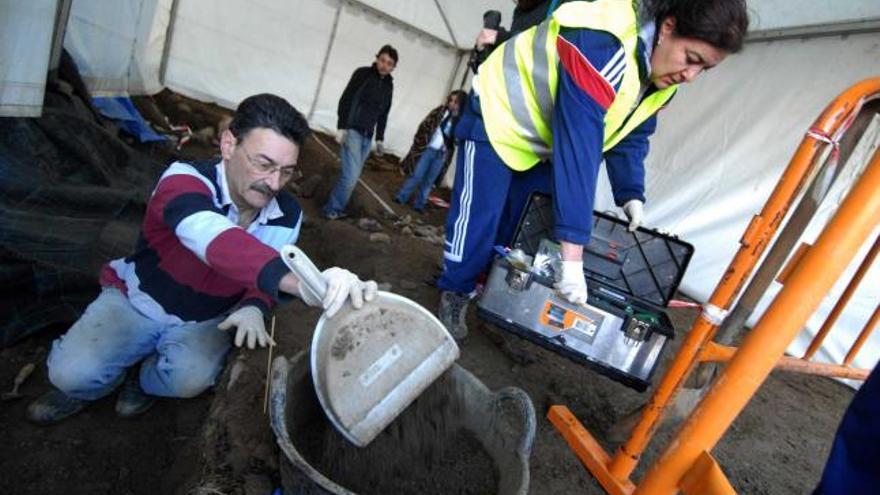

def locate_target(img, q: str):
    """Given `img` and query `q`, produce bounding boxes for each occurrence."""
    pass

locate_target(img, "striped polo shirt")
[100,158,301,324]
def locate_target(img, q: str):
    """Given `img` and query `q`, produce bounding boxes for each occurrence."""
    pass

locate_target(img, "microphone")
[469,10,503,74]
[483,10,502,30]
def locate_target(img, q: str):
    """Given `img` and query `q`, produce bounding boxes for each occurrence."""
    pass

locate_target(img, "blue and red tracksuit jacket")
[457,23,661,245]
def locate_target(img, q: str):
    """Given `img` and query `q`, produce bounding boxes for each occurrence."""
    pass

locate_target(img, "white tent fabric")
[162,0,468,153]
[0,0,58,117]
[61,0,508,154]
[593,32,880,373]
[13,0,880,374]
[64,0,168,96]
[748,0,880,31]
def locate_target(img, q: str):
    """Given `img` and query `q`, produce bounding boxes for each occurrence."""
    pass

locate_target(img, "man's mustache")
[250,182,277,197]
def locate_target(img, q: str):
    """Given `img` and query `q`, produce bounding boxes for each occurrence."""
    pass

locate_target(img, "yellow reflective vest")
[478,0,678,171]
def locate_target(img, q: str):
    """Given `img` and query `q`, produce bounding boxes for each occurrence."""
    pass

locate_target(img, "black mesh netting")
[0,65,165,346]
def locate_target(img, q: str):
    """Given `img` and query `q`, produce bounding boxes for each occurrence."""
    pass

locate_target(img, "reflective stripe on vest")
[478,0,678,171]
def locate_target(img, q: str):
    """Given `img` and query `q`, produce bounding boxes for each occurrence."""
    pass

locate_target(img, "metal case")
[477,194,694,391]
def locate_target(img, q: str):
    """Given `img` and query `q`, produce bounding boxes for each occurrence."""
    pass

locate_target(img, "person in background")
[394,90,467,212]
[323,45,398,220]
[27,94,377,424]
[437,0,750,339]
[813,365,880,495]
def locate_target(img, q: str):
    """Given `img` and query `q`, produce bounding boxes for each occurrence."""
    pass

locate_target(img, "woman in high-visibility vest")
[437,0,749,339]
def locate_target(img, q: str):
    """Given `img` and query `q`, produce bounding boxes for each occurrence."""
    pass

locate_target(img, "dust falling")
[295,371,499,494]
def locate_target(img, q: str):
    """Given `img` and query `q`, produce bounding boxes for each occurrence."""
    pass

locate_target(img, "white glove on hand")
[623,199,644,232]
[296,268,378,318]
[374,141,385,156]
[555,260,588,305]
[218,306,275,349]
[335,129,347,145]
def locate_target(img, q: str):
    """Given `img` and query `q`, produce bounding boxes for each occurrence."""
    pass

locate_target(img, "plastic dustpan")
[281,245,460,447]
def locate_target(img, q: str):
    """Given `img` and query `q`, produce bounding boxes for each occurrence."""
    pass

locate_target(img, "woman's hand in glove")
[555,260,588,305]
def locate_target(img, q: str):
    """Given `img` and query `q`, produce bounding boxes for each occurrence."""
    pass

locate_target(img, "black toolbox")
[476,193,694,391]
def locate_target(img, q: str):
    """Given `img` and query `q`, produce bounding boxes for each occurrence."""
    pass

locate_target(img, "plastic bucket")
[269,352,536,495]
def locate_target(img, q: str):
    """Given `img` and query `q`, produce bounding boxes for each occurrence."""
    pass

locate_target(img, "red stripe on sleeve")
[204,228,279,289]
[556,37,615,110]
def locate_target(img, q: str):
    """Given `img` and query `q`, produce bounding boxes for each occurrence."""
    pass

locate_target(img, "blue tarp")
[92,96,167,143]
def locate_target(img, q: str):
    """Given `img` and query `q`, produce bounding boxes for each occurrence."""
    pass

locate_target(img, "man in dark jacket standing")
[323,45,398,219]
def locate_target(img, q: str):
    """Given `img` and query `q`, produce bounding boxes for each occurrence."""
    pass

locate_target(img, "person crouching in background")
[394,90,466,213]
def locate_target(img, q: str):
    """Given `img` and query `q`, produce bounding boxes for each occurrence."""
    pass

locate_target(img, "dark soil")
[0,91,856,495]
[0,330,210,495]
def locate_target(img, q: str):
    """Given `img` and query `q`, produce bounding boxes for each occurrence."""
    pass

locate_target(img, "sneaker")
[115,371,155,418]
[392,197,405,205]
[438,290,471,340]
[27,388,91,425]
[324,210,349,220]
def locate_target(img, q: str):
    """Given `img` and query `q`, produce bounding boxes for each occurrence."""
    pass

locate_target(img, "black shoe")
[27,388,91,425]
[439,291,471,340]
[392,197,405,205]
[115,372,155,418]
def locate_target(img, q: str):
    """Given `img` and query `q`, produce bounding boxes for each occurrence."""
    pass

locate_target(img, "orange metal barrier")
[843,303,880,366]
[635,130,880,495]
[803,236,880,359]
[549,78,880,495]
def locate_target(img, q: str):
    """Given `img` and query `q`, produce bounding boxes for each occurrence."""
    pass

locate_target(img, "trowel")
[1,363,35,401]
[281,245,459,447]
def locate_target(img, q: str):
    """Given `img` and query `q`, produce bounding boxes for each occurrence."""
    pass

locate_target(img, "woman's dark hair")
[645,0,749,53]
[448,90,467,106]
[377,44,399,64]
[229,93,311,146]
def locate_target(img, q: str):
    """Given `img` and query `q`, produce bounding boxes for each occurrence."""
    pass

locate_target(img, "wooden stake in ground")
[263,315,277,415]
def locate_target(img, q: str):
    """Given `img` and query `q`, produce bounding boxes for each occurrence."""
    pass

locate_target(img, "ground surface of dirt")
[0,92,856,495]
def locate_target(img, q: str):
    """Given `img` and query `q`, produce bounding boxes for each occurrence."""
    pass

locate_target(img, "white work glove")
[335,129,347,145]
[622,199,644,232]
[374,141,385,156]
[296,267,379,318]
[555,260,588,305]
[218,306,276,349]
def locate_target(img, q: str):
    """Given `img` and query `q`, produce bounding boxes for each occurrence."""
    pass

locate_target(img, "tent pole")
[433,0,459,48]
[747,17,880,43]
[48,0,72,74]
[447,50,466,94]
[158,0,180,87]
[308,0,343,121]
[345,0,457,51]
[458,51,473,90]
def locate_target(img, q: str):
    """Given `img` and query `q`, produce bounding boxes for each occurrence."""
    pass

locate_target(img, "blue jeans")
[324,129,372,215]
[438,140,550,294]
[395,147,446,210]
[47,287,231,400]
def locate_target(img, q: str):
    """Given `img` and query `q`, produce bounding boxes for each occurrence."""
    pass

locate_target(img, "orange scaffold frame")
[548,78,880,494]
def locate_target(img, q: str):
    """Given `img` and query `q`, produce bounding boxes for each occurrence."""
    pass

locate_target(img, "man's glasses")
[241,148,301,181]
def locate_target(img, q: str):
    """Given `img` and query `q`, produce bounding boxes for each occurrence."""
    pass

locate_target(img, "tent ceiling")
[748,0,880,31]
[353,0,518,50]
[349,0,880,49]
